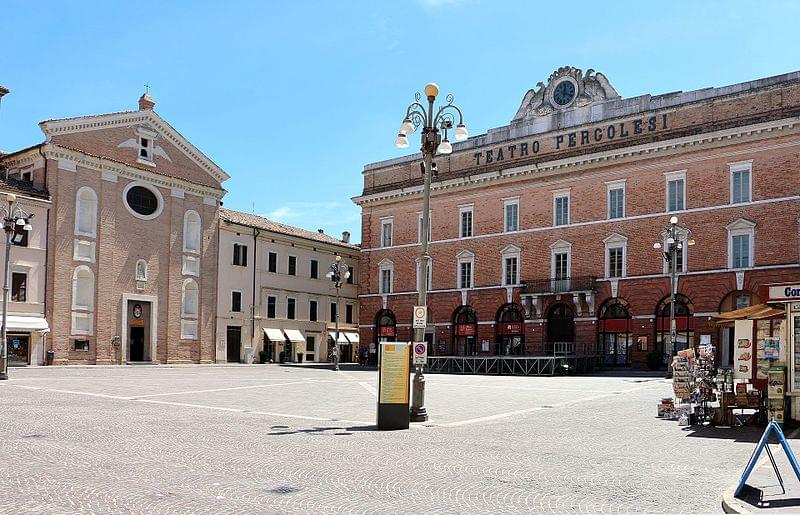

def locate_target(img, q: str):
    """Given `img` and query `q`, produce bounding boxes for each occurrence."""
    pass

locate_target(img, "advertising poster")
[378,343,410,404]
[734,319,754,380]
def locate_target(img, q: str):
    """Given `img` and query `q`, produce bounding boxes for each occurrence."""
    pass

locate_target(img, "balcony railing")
[521,276,597,295]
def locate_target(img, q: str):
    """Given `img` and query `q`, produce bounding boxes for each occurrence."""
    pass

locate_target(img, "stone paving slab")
[0,365,774,513]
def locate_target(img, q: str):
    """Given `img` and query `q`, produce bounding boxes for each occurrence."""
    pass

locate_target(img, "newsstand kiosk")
[761,283,800,423]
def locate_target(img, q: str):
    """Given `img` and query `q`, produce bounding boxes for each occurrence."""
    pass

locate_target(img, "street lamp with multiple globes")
[395,83,468,422]
[0,193,34,380]
[326,255,351,372]
[653,215,693,375]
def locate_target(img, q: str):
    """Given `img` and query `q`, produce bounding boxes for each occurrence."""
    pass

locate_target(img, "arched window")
[182,279,199,317]
[452,305,478,356]
[496,303,525,355]
[72,266,95,310]
[656,294,694,364]
[598,300,631,366]
[183,210,201,253]
[71,266,95,335]
[375,309,396,341]
[75,187,98,237]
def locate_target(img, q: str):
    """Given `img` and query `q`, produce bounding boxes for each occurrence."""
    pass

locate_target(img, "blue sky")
[1,1,798,243]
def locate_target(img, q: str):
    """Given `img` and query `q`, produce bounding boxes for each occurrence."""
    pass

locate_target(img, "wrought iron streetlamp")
[0,193,34,380]
[326,255,350,371]
[653,215,693,376]
[395,84,468,422]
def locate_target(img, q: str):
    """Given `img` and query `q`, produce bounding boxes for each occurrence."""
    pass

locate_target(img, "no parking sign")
[413,342,427,365]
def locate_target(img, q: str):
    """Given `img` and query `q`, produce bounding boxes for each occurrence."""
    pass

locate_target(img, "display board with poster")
[795,314,800,391]
[734,319,754,380]
[376,342,410,430]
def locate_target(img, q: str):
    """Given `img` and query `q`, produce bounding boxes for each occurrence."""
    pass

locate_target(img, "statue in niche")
[136,260,147,282]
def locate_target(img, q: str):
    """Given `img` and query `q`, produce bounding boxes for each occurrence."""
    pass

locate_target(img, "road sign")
[413,341,427,365]
[412,306,427,329]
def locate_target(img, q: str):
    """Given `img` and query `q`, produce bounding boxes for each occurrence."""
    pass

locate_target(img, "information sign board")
[377,342,411,430]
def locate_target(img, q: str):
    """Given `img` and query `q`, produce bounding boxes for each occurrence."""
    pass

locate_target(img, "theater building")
[0,93,227,364]
[354,67,800,368]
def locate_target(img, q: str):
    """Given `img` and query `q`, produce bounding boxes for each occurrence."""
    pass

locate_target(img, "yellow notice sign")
[379,342,410,404]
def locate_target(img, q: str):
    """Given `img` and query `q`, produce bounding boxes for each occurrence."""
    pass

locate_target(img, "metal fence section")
[425,355,603,376]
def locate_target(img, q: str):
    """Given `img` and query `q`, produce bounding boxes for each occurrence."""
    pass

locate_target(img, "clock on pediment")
[552,79,577,107]
[512,66,620,122]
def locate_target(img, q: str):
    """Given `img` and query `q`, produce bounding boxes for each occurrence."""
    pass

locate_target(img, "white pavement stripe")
[357,382,378,397]
[7,385,132,400]
[136,398,372,425]
[129,379,331,398]
[440,381,666,427]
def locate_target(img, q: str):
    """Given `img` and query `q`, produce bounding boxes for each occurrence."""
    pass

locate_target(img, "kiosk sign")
[769,285,800,301]
[413,342,427,365]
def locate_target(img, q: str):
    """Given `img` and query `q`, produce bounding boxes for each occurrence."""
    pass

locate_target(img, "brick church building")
[354,67,800,368]
[0,93,227,364]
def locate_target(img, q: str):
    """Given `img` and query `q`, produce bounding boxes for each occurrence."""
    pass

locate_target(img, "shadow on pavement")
[266,424,376,436]
[682,424,764,443]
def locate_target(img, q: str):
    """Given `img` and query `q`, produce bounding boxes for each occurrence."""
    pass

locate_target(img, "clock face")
[552,80,576,106]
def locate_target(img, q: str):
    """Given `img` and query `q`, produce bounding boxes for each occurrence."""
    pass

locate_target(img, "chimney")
[138,93,155,111]
[342,231,350,243]
[317,229,324,234]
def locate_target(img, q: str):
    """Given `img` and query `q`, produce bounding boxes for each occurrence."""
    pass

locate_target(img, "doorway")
[127,300,151,362]
[227,326,242,363]
[129,327,145,361]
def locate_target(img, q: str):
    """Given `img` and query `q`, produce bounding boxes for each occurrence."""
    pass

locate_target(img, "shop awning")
[336,332,349,344]
[263,328,285,341]
[344,332,360,344]
[4,316,49,332]
[283,329,305,342]
[710,304,786,327]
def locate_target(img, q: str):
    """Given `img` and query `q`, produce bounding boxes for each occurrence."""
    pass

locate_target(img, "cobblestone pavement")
[0,365,765,513]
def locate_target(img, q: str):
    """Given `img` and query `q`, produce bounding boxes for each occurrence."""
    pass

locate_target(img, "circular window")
[122,182,164,220]
[126,186,158,215]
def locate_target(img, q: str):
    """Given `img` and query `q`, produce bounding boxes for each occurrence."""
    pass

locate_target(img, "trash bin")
[243,347,255,364]
[296,353,303,363]
[45,350,54,366]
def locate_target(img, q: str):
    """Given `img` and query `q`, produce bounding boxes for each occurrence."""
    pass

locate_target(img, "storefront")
[496,303,525,355]
[452,305,478,356]
[598,300,632,366]
[656,295,694,365]
[5,316,49,366]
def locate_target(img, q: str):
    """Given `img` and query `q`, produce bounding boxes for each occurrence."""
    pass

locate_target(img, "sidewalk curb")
[722,484,750,514]
[720,426,800,513]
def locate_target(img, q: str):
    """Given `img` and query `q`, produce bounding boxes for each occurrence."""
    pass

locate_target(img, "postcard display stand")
[669,346,717,426]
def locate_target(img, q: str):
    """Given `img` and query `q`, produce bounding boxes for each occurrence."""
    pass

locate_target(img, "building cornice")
[45,145,224,200]
[39,109,230,184]
[353,116,800,206]
[220,219,359,257]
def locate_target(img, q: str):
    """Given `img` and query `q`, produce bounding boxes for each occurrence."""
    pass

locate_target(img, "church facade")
[0,94,227,364]
[354,67,800,368]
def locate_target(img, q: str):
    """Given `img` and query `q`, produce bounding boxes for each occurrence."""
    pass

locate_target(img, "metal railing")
[522,276,597,294]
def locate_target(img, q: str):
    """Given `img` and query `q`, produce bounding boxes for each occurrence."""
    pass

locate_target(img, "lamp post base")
[410,366,428,422]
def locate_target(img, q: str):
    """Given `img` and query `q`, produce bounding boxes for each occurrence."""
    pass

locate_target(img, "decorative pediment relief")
[513,66,620,122]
